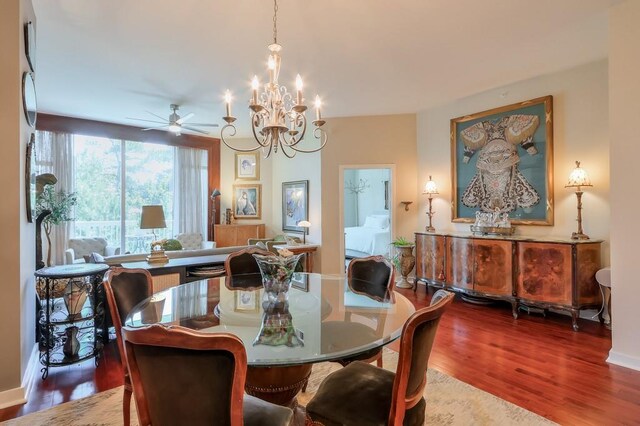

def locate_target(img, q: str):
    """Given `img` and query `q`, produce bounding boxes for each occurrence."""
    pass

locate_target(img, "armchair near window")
[175,233,215,250]
[65,237,120,264]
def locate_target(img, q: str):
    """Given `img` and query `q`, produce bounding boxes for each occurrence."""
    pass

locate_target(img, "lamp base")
[146,249,169,264]
[425,226,435,233]
[571,232,590,240]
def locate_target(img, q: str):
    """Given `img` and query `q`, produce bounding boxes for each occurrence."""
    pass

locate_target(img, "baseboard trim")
[0,386,26,410]
[22,344,39,400]
[607,350,640,371]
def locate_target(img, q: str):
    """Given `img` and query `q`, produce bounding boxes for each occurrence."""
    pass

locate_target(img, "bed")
[344,214,391,258]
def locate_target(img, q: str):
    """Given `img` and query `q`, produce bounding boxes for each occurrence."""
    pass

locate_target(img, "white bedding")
[344,226,391,256]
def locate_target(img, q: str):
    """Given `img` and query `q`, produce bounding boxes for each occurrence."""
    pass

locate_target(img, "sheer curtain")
[173,147,208,239]
[35,130,75,265]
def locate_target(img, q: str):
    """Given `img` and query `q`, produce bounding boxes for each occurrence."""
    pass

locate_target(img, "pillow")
[255,241,268,251]
[88,252,105,263]
[363,215,388,229]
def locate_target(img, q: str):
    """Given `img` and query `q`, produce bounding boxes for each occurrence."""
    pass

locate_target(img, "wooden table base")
[246,364,313,424]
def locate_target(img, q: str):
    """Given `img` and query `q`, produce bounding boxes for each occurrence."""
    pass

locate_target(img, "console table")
[35,263,109,379]
[415,232,603,330]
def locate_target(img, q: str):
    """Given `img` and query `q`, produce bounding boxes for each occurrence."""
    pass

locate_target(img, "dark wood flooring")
[2,285,639,425]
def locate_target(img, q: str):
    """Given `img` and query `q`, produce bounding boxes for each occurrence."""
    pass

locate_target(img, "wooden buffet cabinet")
[415,232,602,330]
[214,224,265,247]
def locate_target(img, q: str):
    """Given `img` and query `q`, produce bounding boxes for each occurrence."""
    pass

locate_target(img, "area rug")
[2,349,554,425]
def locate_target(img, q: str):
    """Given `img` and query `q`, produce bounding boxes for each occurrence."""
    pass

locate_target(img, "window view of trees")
[73,136,176,253]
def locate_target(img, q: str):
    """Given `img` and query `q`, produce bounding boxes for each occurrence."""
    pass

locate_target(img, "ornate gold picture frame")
[451,95,554,225]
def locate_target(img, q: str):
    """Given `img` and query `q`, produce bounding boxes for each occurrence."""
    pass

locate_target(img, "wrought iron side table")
[35,263,109,379]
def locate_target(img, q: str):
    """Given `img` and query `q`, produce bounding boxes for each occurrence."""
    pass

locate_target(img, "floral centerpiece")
[252,249,304,347]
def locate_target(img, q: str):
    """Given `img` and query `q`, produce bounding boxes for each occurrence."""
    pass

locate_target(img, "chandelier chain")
[273,0,279,44]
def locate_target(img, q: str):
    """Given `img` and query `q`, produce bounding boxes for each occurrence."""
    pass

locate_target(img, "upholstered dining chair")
[306,289,455,426]
[121,324,294,426]
[329,256,395,368]
[103,267,154,426]
[224,247,273,291]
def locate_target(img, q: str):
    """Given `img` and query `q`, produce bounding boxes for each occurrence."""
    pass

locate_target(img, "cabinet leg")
[511,301,519,319]
[571,309,580,331]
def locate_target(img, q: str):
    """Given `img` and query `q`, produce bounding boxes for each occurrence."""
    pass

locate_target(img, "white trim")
[607,350,640,371]
[22,344,39,400]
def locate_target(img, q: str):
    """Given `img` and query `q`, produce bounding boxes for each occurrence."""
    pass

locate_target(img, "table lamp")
[297,220,311,244]
[422,176,439,232]
[565,161,592,240]
[140,205,168,264]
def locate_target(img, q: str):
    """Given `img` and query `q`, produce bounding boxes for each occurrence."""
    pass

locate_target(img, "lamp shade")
[140,205,166,229]
[423,176,439,195]
[297,220,311,228]
[211,188,221,199]
[565,161,593,188]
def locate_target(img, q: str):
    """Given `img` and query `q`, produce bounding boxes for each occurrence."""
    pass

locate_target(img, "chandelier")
[220,0,327,158]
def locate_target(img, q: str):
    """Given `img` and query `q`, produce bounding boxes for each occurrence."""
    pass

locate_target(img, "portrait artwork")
[232,184,261,220]
[235,153,260,180]
[451,96,553,225]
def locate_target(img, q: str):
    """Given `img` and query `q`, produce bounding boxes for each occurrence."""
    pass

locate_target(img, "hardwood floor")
[2,285,639,425]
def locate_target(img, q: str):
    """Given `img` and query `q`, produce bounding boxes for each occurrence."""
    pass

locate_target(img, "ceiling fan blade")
[146,110,169,121]
[177,112,195,124]
[181,126,210,135]
[186,123,219,127]
[126,117,168,124]
[141,125,169,131]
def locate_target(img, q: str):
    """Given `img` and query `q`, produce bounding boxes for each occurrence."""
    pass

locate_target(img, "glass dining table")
[125,272,415,409]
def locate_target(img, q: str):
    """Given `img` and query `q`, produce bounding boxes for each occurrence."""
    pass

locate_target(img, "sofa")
[65,237,121,264]
[175,233,215,250]
[100,244,248,266]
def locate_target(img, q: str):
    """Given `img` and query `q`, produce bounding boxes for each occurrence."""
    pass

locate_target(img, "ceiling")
[33,0,618,137]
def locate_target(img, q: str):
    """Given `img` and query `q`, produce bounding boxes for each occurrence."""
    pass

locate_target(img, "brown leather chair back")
[224,247,273,276]
[347,256,395,302]
[103,267,154,367]
[122,324,247,426]
[389,289,454,425]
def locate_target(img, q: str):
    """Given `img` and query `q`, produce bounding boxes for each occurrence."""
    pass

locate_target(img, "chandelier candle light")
[565,161,593,240]
[423,176,439,232]
[221,0,327,158]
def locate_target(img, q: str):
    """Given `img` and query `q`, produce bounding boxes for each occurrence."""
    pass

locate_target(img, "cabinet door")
[214,225,237,247]
[447,237,473,290]
[473,240,512,296]
[415,234,445,282]
[575,243,602,306]
[516,242,572,305]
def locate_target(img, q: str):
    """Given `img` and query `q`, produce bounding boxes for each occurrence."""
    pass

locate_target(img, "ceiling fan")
[127,104,219,135]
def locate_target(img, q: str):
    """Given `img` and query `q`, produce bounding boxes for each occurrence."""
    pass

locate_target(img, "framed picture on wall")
[235,152,260,180]
[282,180,309,232]
[232,184,261,219]
[450,95,554,225]
[235,290,259,311]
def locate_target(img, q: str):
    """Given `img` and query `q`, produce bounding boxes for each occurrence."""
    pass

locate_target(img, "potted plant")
[36,184,77,266]
[391,236,416,289]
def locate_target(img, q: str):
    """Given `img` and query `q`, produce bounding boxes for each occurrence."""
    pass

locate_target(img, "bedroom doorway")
[341,165,393,270]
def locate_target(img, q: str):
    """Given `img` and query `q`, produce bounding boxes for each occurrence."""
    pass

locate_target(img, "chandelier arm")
[283,113,308,147]
[289,126,328,154]
[220,124,263,152]
[250,113,273,149]
[278,133,297,158]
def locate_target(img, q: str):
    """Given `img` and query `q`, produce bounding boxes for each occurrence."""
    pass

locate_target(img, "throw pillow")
[89,252,105,263]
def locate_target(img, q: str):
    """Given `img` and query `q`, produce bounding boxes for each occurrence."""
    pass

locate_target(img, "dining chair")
[224,246,273,276]
[103,267,154,426]
[122,323,294,426]
[332,256,395,368]
[306,289,455,426]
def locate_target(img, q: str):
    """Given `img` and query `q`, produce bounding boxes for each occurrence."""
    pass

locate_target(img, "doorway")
[340,165,394,269]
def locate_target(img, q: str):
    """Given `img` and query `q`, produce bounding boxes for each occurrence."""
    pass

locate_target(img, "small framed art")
[282,180,309,232]
[235,290,259,311]
[233,184,261,219]
[235,152,260,180]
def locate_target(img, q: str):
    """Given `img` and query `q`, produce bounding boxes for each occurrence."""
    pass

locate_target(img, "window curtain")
[173,147,207,239]
[35,130,75,265]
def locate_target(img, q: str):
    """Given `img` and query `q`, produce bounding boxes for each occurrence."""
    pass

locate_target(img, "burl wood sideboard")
[415,232,603,330]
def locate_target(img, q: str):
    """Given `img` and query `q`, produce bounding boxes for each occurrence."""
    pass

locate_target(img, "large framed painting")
[235,152,260,180]
[282,180,309,232]
[451,95,554,225]
[232,184,261,220]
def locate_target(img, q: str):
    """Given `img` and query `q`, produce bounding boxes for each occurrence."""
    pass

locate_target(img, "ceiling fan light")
[168,124,181,133]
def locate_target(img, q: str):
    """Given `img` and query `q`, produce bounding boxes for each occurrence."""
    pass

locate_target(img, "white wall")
[355,168,390,225]
[0,0,36,408]
[608,0,640,371]
[417,59,610,264]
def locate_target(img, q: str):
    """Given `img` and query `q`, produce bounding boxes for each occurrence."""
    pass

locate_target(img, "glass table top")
[125,273,415,366]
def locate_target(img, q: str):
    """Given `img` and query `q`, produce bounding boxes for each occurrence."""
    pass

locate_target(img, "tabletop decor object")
[140,205,168,264]
[220,0,327,158]
[423,175,439,232]
[63,278,89,320]
[451,95,553,225]
[470,209,515,236]
[297,220,311,243]
[253,249,304,347]
[391,237,416,289]
[565,160,593,240]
